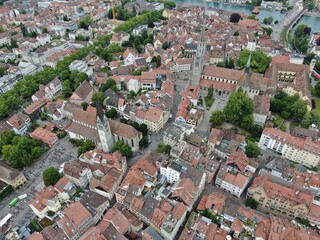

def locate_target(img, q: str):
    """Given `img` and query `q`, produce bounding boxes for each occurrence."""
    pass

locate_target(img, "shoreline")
[304,11,320,17]
[198,0,284,11]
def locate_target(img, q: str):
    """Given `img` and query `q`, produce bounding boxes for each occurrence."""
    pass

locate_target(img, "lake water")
[174,0,320,32]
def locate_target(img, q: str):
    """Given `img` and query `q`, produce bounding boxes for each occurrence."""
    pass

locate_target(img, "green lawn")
[290,121,299,130]
[204,97,215,110]
[273,113,284,127]
[314,98,320,112]
[310,86,317,98]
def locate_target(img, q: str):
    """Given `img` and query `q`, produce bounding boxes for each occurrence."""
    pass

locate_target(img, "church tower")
[96,102,114,153]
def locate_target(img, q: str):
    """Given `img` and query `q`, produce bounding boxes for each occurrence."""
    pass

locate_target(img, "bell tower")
[96,102,114,152]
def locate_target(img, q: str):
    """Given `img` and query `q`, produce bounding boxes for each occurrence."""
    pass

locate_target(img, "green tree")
[41,27,48,34]
[263,27,273,36]
[293,24,312,54]
[224,89,254,130]
[113,141,132,157]
[237,50,272,73]
[81,102,89,111]
[303,52,315,64]
[106,108,118,119]
[250,124,263,139]
[245,197,259,209]
[0,67,5,77]
[229,13,241,23]
[139,123,148,136]
[42,167,62,187]
[210,110,226,127]
[91,92,105,106]
[234,31,239,36]
[10,39,18,48]
[78,15,93,30]
[245,142,261,158]
[139,136,149,148]
[162,42,169,50]
[0,130,16,152]
[100,78,118,92]
[263,16,273,24]
[77,139,95,156]
[157,144,171,155]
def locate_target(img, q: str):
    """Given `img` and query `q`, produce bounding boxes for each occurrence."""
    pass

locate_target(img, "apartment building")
[29,186,61,219]
[6,113,31,135]
[247,174,313,219]
[57,202,93,239]
[0,162,27,189]
[30,127,58,147]
[63,162,93,188]
[258,127,320,167]
[143,106,164,133]
[31,78,62,102]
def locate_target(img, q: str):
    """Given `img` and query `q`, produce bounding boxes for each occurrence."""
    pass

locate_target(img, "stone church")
[67,104,142,152]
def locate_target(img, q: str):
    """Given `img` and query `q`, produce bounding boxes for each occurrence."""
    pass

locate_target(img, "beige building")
[0,162,27,189]
[247,174,313,219]
[144,106,164,133]
[258,128,320,167]
[29,186,62,219]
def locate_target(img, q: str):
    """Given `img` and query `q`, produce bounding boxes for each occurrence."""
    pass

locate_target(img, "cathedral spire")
[246,51,252,70]
[96,100,104,122]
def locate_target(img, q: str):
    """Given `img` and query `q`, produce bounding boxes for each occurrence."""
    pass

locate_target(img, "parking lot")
[0,136,77,227]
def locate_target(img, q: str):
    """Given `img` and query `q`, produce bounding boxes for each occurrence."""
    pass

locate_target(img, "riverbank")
[304,11,320,17]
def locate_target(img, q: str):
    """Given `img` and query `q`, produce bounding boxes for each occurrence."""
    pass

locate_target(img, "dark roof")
[135,58,147,66]
[104,88,119,107]
[144,226,164,240]
[80,190,108,209]
[141,196,159,220]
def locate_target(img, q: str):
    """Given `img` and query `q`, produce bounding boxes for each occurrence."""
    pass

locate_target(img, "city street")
[0,136,77,227]
[272,0,303,42]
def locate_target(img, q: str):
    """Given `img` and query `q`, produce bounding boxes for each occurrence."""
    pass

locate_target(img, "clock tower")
[96,102,114,152]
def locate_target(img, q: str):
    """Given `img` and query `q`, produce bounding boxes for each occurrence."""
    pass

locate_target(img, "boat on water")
[252,6,260,14]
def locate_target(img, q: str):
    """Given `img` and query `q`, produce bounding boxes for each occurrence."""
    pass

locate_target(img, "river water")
[174,0,320,32]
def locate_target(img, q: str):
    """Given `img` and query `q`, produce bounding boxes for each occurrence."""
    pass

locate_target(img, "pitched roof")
[202,65,246,82]
[171,178,198,206]
[109,120,142,139]
[71,81,93,101]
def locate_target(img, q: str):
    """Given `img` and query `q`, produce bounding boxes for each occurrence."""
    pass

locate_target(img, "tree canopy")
[0,131,45,169]
[245,142,261,158]
[42,167,62,187]
[224,89,254,131]
[229,13,241,23]
[115,10,163,33]
[293,24,312,54]
[157,144,171,155]
[113,141,132,157]
[237,50,272,73]
[210,110,226,127]
[270,91,308,121]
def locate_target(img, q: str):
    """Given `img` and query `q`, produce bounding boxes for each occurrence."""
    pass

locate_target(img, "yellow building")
[0,162,27,189]
[247,175,313,219]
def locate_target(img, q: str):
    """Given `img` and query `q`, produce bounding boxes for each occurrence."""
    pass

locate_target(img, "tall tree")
[43,167,62,187]
[210,110,226,127]
[224,89,254,131]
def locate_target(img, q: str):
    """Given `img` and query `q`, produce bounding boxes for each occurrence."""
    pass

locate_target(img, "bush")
[157,144,171,155]
[245,197,259,209]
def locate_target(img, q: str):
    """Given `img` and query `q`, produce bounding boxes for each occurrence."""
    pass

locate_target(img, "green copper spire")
[246,51,252,69]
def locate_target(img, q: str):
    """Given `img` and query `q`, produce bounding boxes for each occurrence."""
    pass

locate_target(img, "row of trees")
[0,130,46,169]
[293,24,312,54]
[0,34,111,119]
[115,10,164,33]
[107,6,136,20]
[121,30,154,53]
